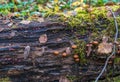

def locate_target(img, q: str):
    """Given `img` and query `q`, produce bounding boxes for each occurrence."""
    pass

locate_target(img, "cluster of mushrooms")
[53,44,80,62]
[86,36,120,58]
[24,34,120,67]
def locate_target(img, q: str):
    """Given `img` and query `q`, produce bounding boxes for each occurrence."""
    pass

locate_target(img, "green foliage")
[95,0,104,6]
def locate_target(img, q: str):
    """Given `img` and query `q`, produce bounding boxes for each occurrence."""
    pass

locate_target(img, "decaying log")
[0,20,120,82]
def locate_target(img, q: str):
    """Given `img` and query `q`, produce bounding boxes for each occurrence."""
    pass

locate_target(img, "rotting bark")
[0,20,120,82]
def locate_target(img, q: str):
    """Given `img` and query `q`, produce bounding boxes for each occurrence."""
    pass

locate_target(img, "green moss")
[114,58,120,64]
[73,39,87,64]
[0,77,11,82]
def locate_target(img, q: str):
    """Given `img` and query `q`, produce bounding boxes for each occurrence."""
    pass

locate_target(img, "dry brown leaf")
[97,43,113,54]
[37,18,44,23]
[8,22,13,27]
[66,47,71,55]
[97,36,113,54]
[39,34,48,44]
[56,38,62,42]
[20,20,31,24]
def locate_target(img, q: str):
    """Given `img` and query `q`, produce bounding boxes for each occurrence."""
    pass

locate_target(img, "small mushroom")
[71,45,77,49]
[62,52,67,57]
[75,58,80,62]
[73,54,79,59]
[70,41,77,49]
[92,41,99,45]
[53,51,59,55]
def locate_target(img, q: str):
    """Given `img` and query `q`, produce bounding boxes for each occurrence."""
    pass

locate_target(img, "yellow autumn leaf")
[54,0,58,3]
[74,7,83,12]
[80,0,83,3]
[54,6,59,12]
[83,4,89,8]
[67,11,73,16]
[38,4,44,11]
[72,1,81,6]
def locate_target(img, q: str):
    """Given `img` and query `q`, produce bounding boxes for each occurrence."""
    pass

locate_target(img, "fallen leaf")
[97,43,113,54]
[56,38,62,41]
[97,36,113,54]
[8,22,13,27]
[66,47,71,55]
[72,1,81,6]
[37,18,44,23]
[24,46,31,59]
[74,7,83,12]
[20,20,31,24]
[39,34,48,44]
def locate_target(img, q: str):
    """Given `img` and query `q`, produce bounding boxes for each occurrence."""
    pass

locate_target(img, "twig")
[95,7,119,82]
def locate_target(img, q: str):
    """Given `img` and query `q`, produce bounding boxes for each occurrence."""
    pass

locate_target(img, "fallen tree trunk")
[0,20,120,82]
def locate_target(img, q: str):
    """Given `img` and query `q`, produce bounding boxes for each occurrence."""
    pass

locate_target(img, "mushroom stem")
[87,46,92,57]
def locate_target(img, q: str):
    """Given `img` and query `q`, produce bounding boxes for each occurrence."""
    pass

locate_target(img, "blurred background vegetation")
[0,0,120,17]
